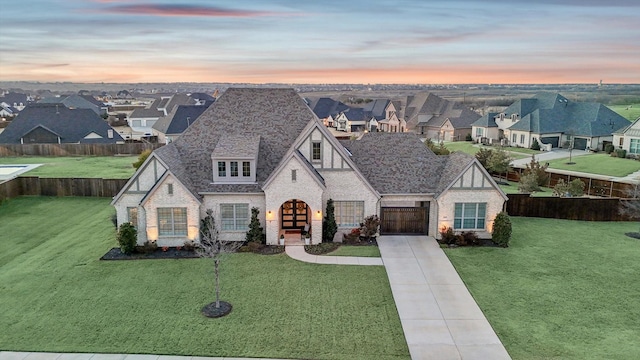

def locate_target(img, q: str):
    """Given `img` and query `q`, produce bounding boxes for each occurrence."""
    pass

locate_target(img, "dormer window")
[211,135,260,184]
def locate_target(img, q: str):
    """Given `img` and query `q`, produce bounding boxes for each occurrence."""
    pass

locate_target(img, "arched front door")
[280,199,310,231]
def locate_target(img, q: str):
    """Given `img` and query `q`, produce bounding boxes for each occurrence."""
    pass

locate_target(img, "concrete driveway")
[378,236,510,360]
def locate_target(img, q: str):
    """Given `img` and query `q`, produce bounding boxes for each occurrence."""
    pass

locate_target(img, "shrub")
[245,207,264,244]
[615,149,627,158]
[518,173,541,193]
[492,212,512,247]
[117,222,137,254]
[132,149,152,169]
[605,143,614,154]
[439,227,457,245]
[553,178,586,197]
[523,155,549,186]
[322,199,338,242]
[135,241,158,254]
[183,240,196,251]
[425,139,450,155]
[531,138,541,151]
[359,215,380,240]
[465,133,473,141]
[475,148,494,168]
[461,231,481,246]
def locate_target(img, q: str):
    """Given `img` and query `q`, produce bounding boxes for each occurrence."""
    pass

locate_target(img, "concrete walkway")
[378,236,511,360]
[510,148,590,167]
[284,243,383,265]
[0,352,290,360]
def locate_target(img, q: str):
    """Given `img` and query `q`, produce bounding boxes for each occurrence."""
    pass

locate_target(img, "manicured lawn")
[607,104,640,121]
[443,141,531,160]
[0,197,408,360]
[498,180,554,196]
[327,245,381,257]
[0,156,138,178]
[545,153,640,177]
[445,217,640,360]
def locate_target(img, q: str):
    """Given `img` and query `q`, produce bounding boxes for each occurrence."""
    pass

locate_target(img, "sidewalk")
[284,243,383,265]
[378,236,511,360]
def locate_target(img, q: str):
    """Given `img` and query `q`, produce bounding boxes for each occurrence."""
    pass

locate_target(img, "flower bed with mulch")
[100,247,199,260]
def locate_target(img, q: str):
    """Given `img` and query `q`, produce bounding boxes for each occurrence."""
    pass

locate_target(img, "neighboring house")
[0,104,19,118]
[188,92,216,106]
[127,94,197,137]
[412,94,480,141]
[471,93,629,150]
[379,100,407,133]
[362,99,390,132]
[111,88,506,247]
[152,104,213,144]
[39,94,107,116]
[334,108,375,132]
[305,97,349,128]
[613,117,640,156]
[0,92,32,111]
[0,103,123,144]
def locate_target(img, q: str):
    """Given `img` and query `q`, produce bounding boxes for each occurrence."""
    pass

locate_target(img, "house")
[378,100,407,133]
[0,92,32,111]
[0,103,123,144]
[0,104,19,118]
[472,93,629,150]
[39,94,107,116]
[188,92,216,106]
[127,94,197,137]
[152,104,213,144]
[111,88,507,247]
[613,117,640,156]
[334,107,375,132]
[305,97,349,127]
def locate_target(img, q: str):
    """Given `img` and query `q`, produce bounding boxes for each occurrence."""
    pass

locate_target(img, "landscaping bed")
[100,247,199,260]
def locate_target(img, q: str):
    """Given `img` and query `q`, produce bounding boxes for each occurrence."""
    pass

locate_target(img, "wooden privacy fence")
[503,168,633,198]
[506,193,639,221]
[0,143,162,156]
[1,176,128,202]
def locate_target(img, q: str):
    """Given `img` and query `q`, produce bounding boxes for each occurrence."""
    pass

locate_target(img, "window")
[132,120,142,127]
[454,203,486,230]
[158,208,187,236]
[218,161,226,177]
[242,161,251,177]
[512,134,517,143]
[520,134,525,144]
[220,204,249,231]
[476,128,483,137]
[127,207,138,228]
[334,201,364,227]
[312,141,321,161]
[292,169,297,182]
[167,183,173,195]
[230,161,238,177]
[630,139,640,154]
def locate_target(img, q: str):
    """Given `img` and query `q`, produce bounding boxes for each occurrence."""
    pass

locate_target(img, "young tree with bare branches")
[619,180,640,237]
[197,209,243,318]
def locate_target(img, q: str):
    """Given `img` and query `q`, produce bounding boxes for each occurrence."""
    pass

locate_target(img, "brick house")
[111,88,506,246]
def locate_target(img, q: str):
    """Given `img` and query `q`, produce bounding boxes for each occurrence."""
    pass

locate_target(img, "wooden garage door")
[380,207,429,235]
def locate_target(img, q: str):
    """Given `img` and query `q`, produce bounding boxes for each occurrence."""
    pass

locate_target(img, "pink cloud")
[98,4,288,18]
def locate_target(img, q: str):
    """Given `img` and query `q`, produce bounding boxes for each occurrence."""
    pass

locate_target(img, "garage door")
[380,207,429,235]
[540,136,559,148]
[572,138,587,150]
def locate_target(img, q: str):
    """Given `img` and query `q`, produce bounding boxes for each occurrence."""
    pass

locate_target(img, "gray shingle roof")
[472,113,498,127]
[154,88,318,194]
[305,97,349,118]
[362,99,390,120]
[340,132,474,195]
[212,135,260,159]
[0,103,123,144]
[152,104,211,135]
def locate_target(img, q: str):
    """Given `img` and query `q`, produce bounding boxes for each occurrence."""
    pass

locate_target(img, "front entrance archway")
[280,199,310,231]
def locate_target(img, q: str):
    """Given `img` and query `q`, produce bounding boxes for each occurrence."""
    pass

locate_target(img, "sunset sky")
[1,0,639,84]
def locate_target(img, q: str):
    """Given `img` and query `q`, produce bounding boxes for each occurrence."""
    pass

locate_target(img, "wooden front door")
[281,199,308,230]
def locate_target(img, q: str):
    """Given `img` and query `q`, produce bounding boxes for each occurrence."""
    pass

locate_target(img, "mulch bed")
[342,237,378,246]
[201,301,232,318]
[100,247,199,260]
[439,239,503,248]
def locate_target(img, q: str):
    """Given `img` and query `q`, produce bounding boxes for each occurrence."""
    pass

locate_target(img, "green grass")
[545,153,640,177]
[445,218,640,360]
[326,245,381,257]
[443,141,532,160]
[0,197,408,360]
[498,180,554,196]
[0,156,138,178]
[607,104,640,121]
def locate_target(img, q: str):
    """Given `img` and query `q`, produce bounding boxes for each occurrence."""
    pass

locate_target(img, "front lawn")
[327,245,381,257]
[0,156,138,178]
[444,141,532,160]
[0,197,408,360]
[498,180,554,196]
[446,217,640,360]
[545,153,640,177]
[607,104,640,121]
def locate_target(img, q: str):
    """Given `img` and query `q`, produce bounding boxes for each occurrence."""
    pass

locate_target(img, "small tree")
[323,199,338,242]
[475,148,494,168]
[523,155,549,186]
[359,215,380,240]
[117,222,137,254]
[492,212,512,247]
[530,138,541,151]
[245,207,264,244]
[488,147,512,182]
[132,149,152,169]
[619,179,640,235]
[518,173,541,193]
[198,209,243,317]
[553,178,585,197]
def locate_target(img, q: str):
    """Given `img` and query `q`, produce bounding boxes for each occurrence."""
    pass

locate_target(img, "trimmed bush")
[117,222,137,254]
[531,138,541,151]
[439,227,457,245]
[519,172,541,193]
[615,149,627,158]
[465,133,473,141]
[492,212,512,247]
[245,207,264,244]
[132,149,152,169]
[322,199,338,242]
[605,143,614,154]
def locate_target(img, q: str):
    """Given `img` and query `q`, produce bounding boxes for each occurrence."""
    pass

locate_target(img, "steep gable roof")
[0,103,123,144]
[472,112,499,127]
[362,99,390,120]
[152,104,211,135]
[306,97,349,119]
[157,88,318,194]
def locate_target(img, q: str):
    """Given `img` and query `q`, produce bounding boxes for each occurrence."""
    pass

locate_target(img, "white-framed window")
[158,207,187,236]
[512,134,517,143]
[220,204,249,231]
[454,203,486,230]
[242,161,251,177]
[218,161,226,177]
[127,207,138,229]
[312,141,321,161]
[520,134,525,144]
[292,169,297,182]
[167,183,173,195]
[230,161,238,177]
[132,120,142,127]
[630,139,640,154]
[335,201,364,227]
[475,128,483,137]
